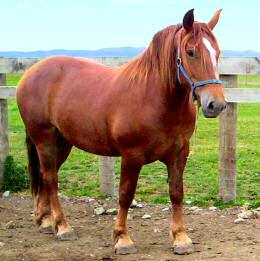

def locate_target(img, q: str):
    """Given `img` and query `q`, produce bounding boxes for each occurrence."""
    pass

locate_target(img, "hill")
[0,47,259,58]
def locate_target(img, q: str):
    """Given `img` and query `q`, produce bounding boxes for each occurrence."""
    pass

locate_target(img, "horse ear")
[183,9,194,32]
[208,9,222,30]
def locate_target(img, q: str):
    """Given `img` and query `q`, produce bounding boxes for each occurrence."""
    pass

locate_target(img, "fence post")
[0,73,8,187]
[219,75,238,202]
[99,156,115,196]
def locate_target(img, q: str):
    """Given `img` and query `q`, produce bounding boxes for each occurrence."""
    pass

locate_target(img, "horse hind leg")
[26,132,51,231]
[26,129,76,240]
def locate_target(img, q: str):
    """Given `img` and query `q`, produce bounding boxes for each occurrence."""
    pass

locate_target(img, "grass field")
[5,74,260,207]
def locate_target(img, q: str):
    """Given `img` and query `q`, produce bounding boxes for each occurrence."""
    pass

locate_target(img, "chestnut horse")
[17,9,226,255]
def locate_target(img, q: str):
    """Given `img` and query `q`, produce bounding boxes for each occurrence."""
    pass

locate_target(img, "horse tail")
[26,132,40,197]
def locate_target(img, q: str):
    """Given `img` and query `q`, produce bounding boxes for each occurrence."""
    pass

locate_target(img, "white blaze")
[202,37,219,79]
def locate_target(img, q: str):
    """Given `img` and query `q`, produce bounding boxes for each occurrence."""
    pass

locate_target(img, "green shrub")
[2,156,28,192]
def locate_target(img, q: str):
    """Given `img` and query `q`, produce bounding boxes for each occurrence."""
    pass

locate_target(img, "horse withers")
[16,9,226,255]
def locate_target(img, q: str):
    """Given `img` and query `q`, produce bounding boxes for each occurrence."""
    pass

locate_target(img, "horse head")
[177,9,227,118]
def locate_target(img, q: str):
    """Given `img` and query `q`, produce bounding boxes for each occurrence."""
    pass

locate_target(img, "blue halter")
[176,46,222,100]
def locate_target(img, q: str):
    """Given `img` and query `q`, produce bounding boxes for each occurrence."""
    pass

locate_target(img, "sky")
[1,0,260,52]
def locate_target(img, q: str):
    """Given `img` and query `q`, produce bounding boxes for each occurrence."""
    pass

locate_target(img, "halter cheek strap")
[176,46,222,100]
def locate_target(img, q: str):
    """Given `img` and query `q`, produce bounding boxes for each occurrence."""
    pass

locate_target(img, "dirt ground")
[0,195,259,261]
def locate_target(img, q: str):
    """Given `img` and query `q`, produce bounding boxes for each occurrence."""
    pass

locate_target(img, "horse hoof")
[39,225,53,234]
[115,244,137,255]
[173,243,194,255]
[57,231,78,241]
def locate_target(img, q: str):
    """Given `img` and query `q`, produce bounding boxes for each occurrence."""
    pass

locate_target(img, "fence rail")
[0,57,260,202]
[1,56,260,75]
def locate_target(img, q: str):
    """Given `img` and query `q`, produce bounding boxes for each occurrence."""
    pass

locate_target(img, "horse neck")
[138,57,192,111]
[157,75,192,112]
[128,67,192,117]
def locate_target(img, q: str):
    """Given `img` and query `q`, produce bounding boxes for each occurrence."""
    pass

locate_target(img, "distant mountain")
[221,50,260,57]
[0,47,259,58]
[0,47,145,58]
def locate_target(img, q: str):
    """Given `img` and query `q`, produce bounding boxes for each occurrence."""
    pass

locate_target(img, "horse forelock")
[184,23,219,75]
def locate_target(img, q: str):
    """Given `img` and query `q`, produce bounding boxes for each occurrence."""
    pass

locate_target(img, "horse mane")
[118,22,213,89]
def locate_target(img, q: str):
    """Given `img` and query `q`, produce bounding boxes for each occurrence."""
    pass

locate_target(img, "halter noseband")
[176,43,222,101]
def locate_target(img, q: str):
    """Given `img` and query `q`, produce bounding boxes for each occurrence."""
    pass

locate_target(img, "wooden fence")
[0,57,260,202]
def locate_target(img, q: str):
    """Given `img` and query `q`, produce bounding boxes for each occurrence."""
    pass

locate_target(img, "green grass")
[6,74,260,208]
[7,73,21,86]
[239,75,260,84]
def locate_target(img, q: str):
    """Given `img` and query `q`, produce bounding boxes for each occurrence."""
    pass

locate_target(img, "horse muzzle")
[201,98,227,118]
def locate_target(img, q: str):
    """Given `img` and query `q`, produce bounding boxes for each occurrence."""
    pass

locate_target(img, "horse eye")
[187,49,195,58]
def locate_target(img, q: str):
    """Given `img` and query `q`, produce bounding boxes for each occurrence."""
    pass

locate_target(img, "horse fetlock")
[113,226,127,242]
[170,228,191,243]
[34,201,51,225]
[34,211,51,226]
[40,214,54,226]
[170,224,185,238]
[52,212,66,228]
[56,221,73,234]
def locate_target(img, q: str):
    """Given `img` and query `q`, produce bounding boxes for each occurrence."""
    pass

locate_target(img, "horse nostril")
[207,101,215,111]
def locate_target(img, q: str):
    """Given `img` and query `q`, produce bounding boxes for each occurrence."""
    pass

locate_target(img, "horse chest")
[142,126,191,162]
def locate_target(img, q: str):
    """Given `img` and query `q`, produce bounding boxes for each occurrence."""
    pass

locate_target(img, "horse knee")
[119,191,135,208]
[169,189,184,204]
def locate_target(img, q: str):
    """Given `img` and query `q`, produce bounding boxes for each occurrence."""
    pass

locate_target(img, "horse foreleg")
[165,144,194,255]
[113,156,142,254]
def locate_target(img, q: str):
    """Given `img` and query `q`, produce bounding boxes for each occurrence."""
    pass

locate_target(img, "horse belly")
[69,136,120,157]
[56,114,120,157]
